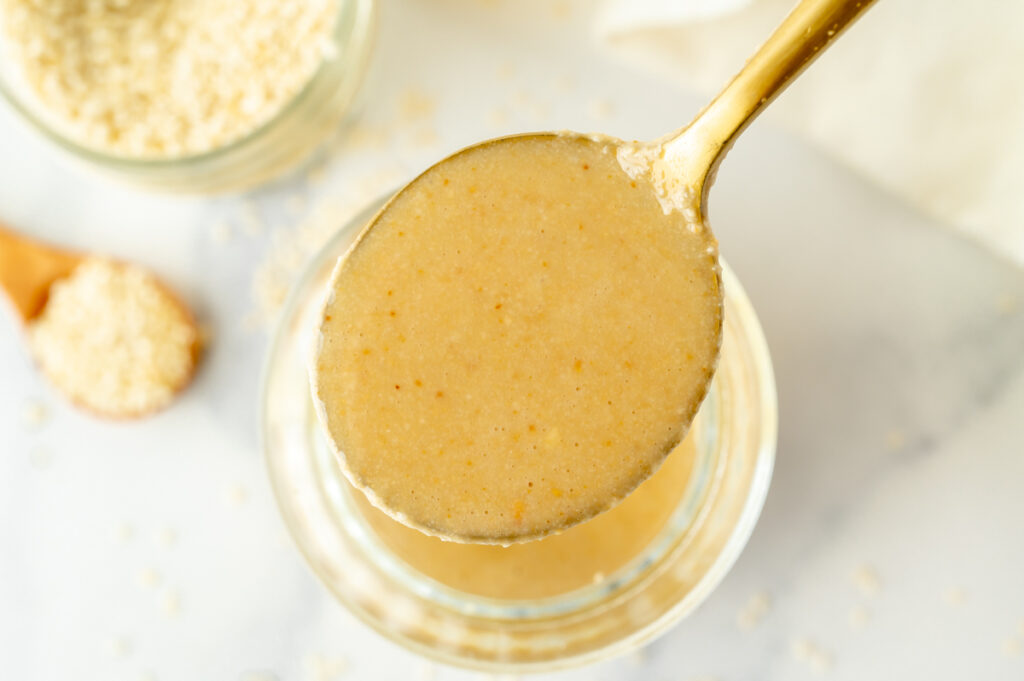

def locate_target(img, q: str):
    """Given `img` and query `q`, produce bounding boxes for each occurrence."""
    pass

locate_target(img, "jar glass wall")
[262,196,777,672]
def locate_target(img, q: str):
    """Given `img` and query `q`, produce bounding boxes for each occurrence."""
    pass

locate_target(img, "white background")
[2,1,1023,680]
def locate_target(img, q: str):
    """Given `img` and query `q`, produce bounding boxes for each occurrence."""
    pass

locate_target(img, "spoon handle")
[0,223,80,323]
[664,0,877,205]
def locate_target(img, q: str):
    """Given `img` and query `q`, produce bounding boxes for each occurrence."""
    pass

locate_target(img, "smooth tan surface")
[315,134,721,542]
[353,431,696,599]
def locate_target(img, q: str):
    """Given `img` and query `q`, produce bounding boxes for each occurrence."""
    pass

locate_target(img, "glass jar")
[0,0,374,194]
[262,195,777,672]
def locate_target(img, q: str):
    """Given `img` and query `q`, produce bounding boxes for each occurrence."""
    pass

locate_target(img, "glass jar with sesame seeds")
[0,0,374,193]
[261,194,777,672]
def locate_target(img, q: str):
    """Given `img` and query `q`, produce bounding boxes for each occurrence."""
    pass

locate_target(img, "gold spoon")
[316,0,877,544]
[0,222,201,418]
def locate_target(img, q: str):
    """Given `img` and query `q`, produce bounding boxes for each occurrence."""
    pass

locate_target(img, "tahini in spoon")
[313,0,876,544]
[0,223,201,418]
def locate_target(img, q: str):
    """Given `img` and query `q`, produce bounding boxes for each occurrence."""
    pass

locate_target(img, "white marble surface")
[2,2,1023,680]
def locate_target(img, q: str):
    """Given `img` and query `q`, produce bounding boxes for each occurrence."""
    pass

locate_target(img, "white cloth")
[598,0,1024,266]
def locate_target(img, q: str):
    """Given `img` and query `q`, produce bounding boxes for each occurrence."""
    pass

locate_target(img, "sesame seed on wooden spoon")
[0,222,201,418]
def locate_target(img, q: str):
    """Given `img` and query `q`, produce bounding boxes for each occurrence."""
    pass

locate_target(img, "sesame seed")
[791,637,834,672]
[884,428,907,451]
[27,259,198,418]
[158,527,178,549]
[736,591,772,631]
[942,586,967,607]
[849,604,871,631]
[106,635,132,658]
[398,89,437,123]
[586,98,614,121]
[306,653,349,681]
[159,588,182,617]
[20,399,49,429]
[116,523,136,544]
[225,484,249,507]
[136,567,162,589]
[852,564,883,597]
[0,0,339,157]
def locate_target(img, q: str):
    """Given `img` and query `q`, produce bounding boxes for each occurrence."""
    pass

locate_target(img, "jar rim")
[261,193,777,672]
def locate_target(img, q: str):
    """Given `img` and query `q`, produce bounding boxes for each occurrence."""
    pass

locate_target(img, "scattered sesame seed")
[487,109,510,129]
[398,89,437,123]
[158,527,178,549]
[306,653,349,681]
[339,122,391,150]
[884,428,907,451]
[136,567,162,589]
[139,671,158,681]
[791,637,833,672]
[554,74,575,92]
[159,588,182,617]
[791,637,814,661]
[411,127,441,148]
[549,0,572,20]
[510,90,550,121]
[848,604,871,631]
[1001,637,1022,658]
[1018,618,1024,637]
[995,293,1019,316]
[20,399,49,429]
[586,98,614,121]
[736,591,772,631]
[107,635,132,658]
[852,564,883,597]
[942,586,967,607]
[810,650,834,672]
[117,523,136,544]
[225,484,249,507]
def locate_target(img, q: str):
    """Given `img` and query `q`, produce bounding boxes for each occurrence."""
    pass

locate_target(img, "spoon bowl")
[0,223,202,418]
[313,0,877,544]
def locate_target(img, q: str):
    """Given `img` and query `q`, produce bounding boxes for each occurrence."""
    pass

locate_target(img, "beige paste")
[314,134,721,543]
[353,431,697,599]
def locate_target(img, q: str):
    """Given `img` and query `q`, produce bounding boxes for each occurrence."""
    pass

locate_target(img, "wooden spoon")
[0,222,80,322]
[0,222,201,418]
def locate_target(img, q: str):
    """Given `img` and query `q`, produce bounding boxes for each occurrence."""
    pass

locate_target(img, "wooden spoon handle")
[664,0,878,207]
[0,223,81,323]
